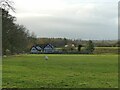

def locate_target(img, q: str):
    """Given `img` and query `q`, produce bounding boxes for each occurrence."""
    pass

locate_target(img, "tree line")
[1,0,37,55]
[33,38,118,48]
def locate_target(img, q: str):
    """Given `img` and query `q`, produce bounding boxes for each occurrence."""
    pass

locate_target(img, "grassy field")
[2,54,118,88]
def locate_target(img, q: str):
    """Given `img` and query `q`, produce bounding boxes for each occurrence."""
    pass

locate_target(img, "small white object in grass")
[45,56,48,60]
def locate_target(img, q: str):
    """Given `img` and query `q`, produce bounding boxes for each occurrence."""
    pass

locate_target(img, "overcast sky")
[10,0,118,40]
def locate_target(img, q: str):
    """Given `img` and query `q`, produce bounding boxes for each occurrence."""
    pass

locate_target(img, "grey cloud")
[15,2,118,40]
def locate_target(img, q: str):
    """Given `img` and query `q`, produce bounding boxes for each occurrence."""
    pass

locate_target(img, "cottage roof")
[31,43,54,50]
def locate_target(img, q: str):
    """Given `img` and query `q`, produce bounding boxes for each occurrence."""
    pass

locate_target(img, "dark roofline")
[30,43,54,50]
[30,46,41,51]
[45,44,54,49]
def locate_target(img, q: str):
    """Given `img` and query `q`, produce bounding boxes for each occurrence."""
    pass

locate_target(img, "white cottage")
[30,44,54,54]
[30,46,41,53]
[44,44,54,53]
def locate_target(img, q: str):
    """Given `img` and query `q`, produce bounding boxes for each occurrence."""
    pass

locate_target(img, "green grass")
[2,54,118,88]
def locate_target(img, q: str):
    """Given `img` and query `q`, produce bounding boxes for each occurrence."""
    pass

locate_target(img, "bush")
[5,49,11,56]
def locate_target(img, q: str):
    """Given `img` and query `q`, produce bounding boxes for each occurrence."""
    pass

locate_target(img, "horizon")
[35,37,118,41]
[10,0,118,40]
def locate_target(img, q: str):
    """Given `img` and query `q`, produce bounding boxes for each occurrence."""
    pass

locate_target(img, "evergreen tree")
[86,40,95,53]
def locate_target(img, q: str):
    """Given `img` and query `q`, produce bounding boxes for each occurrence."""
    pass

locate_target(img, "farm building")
[30,44,54,54]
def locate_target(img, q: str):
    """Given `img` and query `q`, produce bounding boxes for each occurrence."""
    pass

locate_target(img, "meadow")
[2,54,118,88]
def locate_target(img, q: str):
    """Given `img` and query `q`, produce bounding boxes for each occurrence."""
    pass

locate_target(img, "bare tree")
[0,0,15,12]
